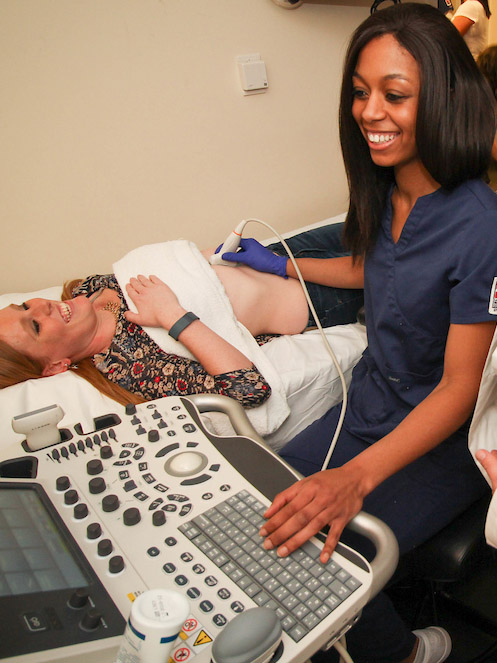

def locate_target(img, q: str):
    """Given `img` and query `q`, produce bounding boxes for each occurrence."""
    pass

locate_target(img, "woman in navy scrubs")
[220,4,497,661]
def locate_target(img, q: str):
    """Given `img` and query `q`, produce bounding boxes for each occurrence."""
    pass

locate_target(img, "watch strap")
[168,312,199,341]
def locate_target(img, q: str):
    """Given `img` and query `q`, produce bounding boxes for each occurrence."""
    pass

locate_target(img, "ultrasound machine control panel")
[0,394,398,663]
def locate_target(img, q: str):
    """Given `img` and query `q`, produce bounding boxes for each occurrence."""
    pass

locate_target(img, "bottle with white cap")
[116,589,190,663]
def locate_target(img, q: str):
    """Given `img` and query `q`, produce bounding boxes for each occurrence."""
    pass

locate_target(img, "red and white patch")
[488,277,497,315]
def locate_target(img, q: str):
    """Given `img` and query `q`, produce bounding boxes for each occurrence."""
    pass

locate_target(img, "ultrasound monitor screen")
[0,485,86,597]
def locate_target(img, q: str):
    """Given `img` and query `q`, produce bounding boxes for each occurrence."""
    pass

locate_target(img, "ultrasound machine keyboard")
[0,395,397,663]
[181,490,362,642]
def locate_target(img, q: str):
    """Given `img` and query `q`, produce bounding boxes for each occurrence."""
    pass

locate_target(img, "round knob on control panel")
[64,489,79,505]
[87,522,102,540]
[109,555,125,574]
[56,476,71,492]
[125,403,137,415]
[89,477,106,495]
[102,494,120,512]
[80,607,102,631]
[87,459,103,476]
[74,503,89,520]
[97,538,113,557]
[100,445,113,459]
[123,507,141,526]
[148,429,160,443]
[152,510,166,527]
[68,588,89,609]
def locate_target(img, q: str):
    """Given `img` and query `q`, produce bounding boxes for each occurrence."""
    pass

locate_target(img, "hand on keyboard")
[259,467,366,563]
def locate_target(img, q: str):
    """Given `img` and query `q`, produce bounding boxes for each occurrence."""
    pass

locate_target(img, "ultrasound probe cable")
[212,218,349,472]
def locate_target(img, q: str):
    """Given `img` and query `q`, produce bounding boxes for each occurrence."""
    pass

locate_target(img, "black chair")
[390,492,497,662]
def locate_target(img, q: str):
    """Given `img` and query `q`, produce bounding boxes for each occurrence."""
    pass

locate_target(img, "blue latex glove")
[220,238,288,277]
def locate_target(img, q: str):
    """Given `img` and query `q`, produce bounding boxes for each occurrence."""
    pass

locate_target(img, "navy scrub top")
[344,179,497,445]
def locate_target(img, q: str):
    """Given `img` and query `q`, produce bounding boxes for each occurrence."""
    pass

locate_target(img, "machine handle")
[187,394,399,598]
[346,511,399,598]
[188,393,269,446]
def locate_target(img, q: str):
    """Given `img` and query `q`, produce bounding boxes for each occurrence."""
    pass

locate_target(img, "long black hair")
[339,2,496,257]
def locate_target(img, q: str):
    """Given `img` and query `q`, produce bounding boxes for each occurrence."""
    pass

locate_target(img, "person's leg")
[279,407,488,662]
[343,438,487,662]
[266,223,364,327]
[267,222,348,257]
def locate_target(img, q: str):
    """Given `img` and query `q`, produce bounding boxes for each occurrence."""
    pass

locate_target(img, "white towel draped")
[113,240,290,437]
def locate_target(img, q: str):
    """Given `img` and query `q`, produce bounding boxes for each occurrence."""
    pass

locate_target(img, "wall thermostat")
[237,54,268,95]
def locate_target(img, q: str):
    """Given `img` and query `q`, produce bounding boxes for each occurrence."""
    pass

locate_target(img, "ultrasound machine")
[0,394,398,663]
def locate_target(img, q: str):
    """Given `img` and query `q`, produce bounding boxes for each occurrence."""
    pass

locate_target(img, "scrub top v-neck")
[343,179,497,445]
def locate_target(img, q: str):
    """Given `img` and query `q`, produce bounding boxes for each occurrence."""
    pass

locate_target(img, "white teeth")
[367,133,396,144]
[60,302,72,323]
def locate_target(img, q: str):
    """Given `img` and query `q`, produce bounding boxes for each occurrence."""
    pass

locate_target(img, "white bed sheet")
[0,216,368,452]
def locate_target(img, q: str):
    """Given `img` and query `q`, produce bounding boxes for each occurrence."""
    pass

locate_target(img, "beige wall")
[1,0,370,293]
[488,0,497,42]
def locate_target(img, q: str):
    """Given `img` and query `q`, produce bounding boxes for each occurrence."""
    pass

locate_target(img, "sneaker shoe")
[412,627,452,663]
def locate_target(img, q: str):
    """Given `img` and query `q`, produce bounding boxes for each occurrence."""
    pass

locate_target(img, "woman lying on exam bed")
[0,224,363,411]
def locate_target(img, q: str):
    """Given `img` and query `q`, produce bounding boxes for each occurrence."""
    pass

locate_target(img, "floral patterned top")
[72,275,272,408]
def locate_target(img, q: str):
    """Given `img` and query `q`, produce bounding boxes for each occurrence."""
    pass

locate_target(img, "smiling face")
[0,296,100,375]
[351,34,421,173]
